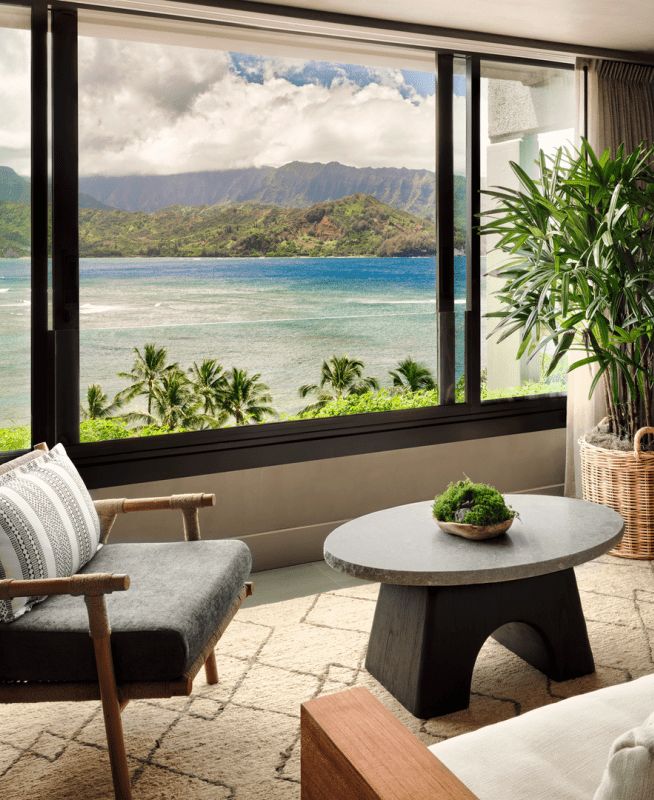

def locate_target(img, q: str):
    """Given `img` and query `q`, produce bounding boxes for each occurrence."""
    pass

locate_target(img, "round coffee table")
[324,494,624,718]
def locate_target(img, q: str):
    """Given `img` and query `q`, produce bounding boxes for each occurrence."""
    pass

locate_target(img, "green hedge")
[0,419,191,452]
[281,388,440,419]
[0,424,31,451]
[281,379,565,421]
[0,379,565,450]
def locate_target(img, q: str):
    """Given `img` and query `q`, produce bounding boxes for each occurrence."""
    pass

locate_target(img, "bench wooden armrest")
[301,687,480,800]
[0,573,130,598]
[0,566,133,798]
[93,493,215,542]
[94,494,215,514]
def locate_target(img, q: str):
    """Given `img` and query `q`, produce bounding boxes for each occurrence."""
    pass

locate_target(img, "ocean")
[0,255,472,426]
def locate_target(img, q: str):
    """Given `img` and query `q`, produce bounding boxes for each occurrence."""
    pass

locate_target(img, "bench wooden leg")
[86,595,132,800]
[204,651,219,684]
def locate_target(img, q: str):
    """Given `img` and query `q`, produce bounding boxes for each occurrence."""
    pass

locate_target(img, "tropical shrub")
[79,418,133,441]
[480,139,654,442]
[299,354,380,414]
[0,424,30,451]
[289,388,439,419]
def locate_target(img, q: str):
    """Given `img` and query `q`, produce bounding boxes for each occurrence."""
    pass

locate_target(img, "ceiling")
[242,0,654,58]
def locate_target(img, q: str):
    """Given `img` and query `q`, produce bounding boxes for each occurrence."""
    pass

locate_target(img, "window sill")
[56,394,566,489]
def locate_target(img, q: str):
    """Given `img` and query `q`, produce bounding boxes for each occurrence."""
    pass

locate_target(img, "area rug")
[2,554,653,799]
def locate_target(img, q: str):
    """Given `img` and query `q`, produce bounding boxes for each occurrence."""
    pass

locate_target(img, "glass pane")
[480,61,573,400]
[77,18,436,440]
[0,9,31,451]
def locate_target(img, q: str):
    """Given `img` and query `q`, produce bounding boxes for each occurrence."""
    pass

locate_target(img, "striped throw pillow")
[0,444,100,622]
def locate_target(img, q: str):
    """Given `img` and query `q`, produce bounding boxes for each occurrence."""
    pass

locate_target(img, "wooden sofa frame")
[0,449,252,800]
[301,686,479,800]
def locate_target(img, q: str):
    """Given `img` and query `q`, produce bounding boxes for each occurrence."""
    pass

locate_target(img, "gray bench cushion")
[0,539,251,683]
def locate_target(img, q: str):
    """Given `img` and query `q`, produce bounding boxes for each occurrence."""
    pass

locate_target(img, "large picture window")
[0,1,570,486]
[76,13,438,439]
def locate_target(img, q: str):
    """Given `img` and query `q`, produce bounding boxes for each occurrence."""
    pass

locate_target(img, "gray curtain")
[565,59,654,497]
[582,59,654,156]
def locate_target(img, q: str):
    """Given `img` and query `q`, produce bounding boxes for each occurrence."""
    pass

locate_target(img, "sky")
[76,37,445,177]
[0,25,476,179]
[0,26,474,179]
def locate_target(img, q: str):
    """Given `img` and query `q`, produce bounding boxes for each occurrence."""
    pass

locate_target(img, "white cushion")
[593,710,654,800]
[0,444,100,621]
[429,674,654,800]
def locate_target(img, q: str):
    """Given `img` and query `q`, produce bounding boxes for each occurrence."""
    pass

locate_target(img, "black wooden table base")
[365,567,594,719]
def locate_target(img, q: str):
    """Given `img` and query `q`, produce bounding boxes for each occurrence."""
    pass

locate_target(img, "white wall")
[92,426,565,572]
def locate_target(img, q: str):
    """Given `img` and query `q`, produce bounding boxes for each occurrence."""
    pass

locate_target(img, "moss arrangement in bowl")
[432,478,517,540]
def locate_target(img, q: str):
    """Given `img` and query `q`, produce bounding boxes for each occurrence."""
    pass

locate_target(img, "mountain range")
[0,166,113,211]
[1,161,466,224]
[0,161,467,257]
[78,161,445,219]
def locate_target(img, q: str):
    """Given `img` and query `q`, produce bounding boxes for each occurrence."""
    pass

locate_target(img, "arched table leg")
[365,568,594,719]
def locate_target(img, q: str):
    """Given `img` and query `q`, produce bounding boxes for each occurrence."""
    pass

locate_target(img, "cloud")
[0,31,445,179]
[231,54,423,99]
[78,41,437,176]
[80,37,232,119]
[0,28,31,176]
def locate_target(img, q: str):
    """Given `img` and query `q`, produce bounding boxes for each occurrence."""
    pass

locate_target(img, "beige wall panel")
[92,427,565,570]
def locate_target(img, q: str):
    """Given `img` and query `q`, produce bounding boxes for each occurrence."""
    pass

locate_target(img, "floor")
[242,559,369,607]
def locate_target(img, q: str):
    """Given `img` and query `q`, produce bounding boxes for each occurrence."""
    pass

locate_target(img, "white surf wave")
[80,303,128,315]
[346,298,436,305]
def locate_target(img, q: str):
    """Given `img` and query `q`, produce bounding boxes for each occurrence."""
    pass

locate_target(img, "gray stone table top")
[323,495,625,586]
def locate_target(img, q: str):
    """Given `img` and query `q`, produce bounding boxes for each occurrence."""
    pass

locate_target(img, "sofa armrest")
[301,687,480,800]
[93,493,215,542]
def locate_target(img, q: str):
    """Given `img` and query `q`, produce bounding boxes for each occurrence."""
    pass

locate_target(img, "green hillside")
[0,160,465,257]
[76,193,435,258]
[0,167,31,204]
[0,200,32,256]
[0,193,438,258]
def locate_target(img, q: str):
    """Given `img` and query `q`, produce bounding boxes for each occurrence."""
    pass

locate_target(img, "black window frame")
[4,0,568,489]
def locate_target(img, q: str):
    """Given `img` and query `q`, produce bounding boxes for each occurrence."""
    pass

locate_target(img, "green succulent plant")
[433,478,516,526]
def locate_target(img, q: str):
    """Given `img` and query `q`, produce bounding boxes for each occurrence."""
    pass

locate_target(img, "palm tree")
[188,359,227,422]
[388,356,436,395]
[219,367,276,425]
[80,383,124,420]
[124,368,207,431]
[116,343,176,415]
[299,355,380,414]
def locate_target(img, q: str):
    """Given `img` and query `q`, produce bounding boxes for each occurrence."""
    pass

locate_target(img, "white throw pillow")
[593,711,654,800]
[0,444,100,622]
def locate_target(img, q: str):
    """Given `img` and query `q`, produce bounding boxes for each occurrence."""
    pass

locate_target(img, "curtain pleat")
[565,59,654,497]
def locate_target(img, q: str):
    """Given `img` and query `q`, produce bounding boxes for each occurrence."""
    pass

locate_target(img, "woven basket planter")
[579,426,654,559]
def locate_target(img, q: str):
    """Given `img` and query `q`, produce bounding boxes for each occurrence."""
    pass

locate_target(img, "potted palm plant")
[479,138,654,558]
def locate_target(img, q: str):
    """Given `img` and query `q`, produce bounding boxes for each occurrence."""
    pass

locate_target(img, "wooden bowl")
[433,515,513,540]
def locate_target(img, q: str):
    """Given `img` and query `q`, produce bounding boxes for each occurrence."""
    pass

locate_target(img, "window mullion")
[31,0,53,446]
[51,7,80,446]
[436,52,455,405]
[465,55,481,408]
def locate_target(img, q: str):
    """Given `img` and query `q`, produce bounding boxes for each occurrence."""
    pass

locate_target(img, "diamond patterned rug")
[1,554,653,799]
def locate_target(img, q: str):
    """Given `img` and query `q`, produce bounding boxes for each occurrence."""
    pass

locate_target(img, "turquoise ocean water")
[0,256,469,426]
